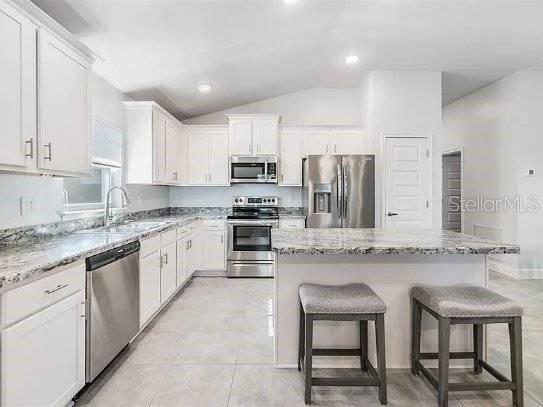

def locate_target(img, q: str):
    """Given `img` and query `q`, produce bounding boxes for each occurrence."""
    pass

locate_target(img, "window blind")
[93,118,122,167]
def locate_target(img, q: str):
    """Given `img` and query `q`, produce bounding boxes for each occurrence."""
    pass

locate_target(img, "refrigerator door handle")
[336,164,343,218]
[343,165,348,219]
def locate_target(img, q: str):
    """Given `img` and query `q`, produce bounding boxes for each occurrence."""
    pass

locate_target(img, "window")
[62,118,123,213]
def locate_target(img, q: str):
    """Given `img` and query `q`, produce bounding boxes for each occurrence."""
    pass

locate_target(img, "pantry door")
[384,136,431,228]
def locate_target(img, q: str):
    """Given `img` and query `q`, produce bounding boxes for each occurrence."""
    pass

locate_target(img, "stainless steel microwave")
[230,156,277,184]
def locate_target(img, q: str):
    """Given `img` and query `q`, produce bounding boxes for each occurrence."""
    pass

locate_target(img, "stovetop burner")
[227,196,279,220]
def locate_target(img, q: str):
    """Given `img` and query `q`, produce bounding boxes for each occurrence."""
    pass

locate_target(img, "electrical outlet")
[20,197,40,216]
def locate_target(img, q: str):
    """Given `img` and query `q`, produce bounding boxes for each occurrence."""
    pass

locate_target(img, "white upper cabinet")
[125,101,183,185]
[0,0,93,177]
[37,29,92,176]
[303,128,330,155]
[228,118,252,155]
[186,126,229,186]
[279,128,303,186]
[253,118,278,155]
[0,1,36,171]
[302,127,363,156]
[227,114,280,156]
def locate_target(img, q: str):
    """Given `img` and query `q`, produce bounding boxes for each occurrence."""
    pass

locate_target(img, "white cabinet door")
[187,132,209,185]
[331,130,360,155]
[279,130,302,186]
[165,120,180,184]
[176,238,189,286]
[178,128,189,185]
[38,29,91,175]
[208,130,229,185]
[253,118,278,155]
[152,110,167,183]
[0,2,36,170]
[229,118,252,155]
[160,242,177,303]
[201,231,225,270]
[139,252,161,327]
[1,291,85,407]
[303,129,330,155]
[187,231,202,276]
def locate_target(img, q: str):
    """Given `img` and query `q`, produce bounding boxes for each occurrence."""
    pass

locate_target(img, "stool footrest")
[416,360,515,393]
[312,348,361,357]
[420,351,475,360]
[313,377,380,387]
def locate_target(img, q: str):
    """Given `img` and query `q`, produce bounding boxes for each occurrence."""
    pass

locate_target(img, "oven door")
[230,162,267,183]
[227,221,277,261]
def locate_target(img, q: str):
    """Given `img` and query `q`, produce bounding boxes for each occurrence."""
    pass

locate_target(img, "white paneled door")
[384,136,430,228]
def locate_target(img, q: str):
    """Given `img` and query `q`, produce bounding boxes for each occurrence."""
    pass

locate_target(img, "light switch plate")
[20,197,39,216]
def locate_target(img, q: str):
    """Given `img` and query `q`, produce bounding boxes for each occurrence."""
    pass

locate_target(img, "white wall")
[183,88,362,126]
[442,71,543,273]
[0,74,169,230]
[361,71,443,228]
[170,185,301,208]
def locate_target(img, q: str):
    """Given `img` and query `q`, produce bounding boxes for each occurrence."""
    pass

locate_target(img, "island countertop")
[271,228,520,255]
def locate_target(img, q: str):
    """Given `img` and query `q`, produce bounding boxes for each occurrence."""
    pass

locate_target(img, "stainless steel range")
[227,196,279,278]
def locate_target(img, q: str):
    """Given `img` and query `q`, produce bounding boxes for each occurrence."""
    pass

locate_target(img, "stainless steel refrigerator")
[303,155,375,228]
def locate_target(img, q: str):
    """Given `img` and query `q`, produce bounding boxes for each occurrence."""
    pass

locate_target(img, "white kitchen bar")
[272,228,519,369]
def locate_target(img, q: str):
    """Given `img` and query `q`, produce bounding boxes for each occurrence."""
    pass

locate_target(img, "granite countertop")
[0,214,225,293]
[272,228,520,255]
[279,214,306,220]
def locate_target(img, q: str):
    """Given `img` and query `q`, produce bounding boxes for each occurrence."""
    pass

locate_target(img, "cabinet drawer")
[140,235,160,258]
[160,230,177,247]
[200,219,225,231]
[278,219,306,229]
[1,262,85,327]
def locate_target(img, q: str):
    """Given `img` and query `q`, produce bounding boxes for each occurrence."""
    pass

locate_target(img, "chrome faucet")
[104,186,131,226]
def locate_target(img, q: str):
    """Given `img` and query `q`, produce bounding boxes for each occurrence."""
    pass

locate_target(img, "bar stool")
[298,283,388,405]
[411,285,524,407]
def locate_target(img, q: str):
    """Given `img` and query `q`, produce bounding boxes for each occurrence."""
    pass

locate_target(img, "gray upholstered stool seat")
[299,283,387,315]
[411,285,523,318]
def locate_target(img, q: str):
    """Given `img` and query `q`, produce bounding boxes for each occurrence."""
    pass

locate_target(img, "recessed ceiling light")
[283,0,298,4]
[345,55,360,65]
[198,83,212,93]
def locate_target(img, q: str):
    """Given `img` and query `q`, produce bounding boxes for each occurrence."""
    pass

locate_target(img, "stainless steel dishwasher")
[85,241,140,382]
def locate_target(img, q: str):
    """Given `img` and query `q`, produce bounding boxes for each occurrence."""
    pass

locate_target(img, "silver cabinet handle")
[25,138,33,158]
[248,143,251,154]
[44,142,52,161]
[173,172,178,181]
[45,283,68,294]
[387,212,399,217]
[186,241,190,250]
[220,234,224,244]
[326,144,329,153]
[209,173,212,182]
[281,173,284,182]
[334,144,337,153]
[164,253,168,265]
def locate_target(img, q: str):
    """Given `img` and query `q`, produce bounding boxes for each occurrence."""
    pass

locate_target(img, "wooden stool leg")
[509,316,524,407]
[298,301,305,371]
[304,314,313,405]
[473,324,483,374]
[375,313,387,405]
[438,317,451,407]
[411,299,422,376]
[360,320,368,372]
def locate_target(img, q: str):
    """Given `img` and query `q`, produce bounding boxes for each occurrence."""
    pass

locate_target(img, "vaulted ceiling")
[33,0,543,119]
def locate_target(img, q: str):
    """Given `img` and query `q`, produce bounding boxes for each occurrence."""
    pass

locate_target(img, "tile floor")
[76,275,543,406]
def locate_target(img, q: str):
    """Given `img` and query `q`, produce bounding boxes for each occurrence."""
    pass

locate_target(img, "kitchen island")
[271,228,519,368]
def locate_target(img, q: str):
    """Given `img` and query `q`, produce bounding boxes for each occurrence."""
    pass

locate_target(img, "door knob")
[386,212,399,217]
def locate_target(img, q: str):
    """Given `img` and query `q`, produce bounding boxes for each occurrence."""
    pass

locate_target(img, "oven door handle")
[227,220,279,226]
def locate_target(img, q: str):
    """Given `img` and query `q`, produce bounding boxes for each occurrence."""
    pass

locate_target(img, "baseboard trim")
[488,258,543,279]
[193,269,227,277]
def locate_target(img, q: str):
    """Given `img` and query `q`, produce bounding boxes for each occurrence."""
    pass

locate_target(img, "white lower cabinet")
[139,248,161,328]
[1,265,85,407]
[201,230,226,270]
[176,237,189,286]
[279,218,306,229]
[160,241,177,303]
